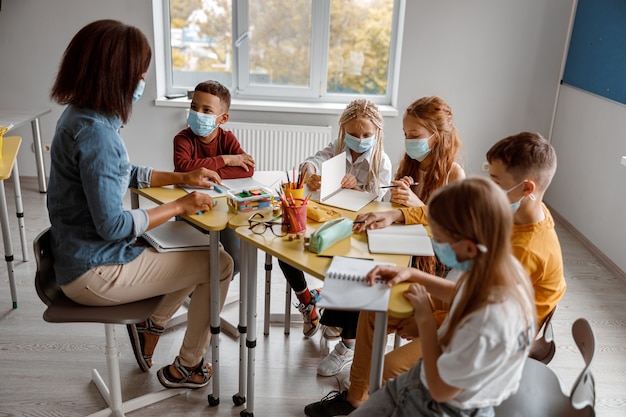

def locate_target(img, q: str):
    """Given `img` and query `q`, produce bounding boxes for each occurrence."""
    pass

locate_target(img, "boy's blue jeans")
[349,360,494,417]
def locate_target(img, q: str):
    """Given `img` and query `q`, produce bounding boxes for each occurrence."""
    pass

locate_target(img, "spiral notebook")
[317,256,394,312]
[142,221,211,253]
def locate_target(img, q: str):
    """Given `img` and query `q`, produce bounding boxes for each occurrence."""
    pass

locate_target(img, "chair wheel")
[240,409,254,417]
[208,394,220,406]
[233,393,246,406]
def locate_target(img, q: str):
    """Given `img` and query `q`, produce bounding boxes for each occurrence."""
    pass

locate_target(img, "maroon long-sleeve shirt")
[173,127,254,179]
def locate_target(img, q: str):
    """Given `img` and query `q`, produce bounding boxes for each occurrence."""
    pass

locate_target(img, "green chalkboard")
[562,0,626,105]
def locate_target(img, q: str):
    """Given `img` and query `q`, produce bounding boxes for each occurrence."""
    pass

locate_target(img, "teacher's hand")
[176,191,216,215]
[184,168,222,187]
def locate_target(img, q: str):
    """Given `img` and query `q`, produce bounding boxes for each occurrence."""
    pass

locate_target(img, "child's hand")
[184,168,222,187]
[365,264,413,287]
[224,154,255,171]
[352,210,403,233]
[404,283,433,320]
[341,173,358,190]
[397,176,415,188]
[307,174,322,191]
[390,181,424,207]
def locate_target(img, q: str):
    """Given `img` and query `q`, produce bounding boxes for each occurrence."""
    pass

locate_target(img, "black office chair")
[34,228,184,417]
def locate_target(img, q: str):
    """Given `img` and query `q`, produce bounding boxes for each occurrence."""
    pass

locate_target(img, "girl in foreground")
[350,177,535,416]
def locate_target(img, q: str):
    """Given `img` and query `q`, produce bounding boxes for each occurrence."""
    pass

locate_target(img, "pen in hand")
[380,183,419,189]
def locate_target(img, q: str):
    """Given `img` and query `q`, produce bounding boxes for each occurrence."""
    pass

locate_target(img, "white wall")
[0,0,573,174]
[10,0,622,272]
[546,86,626,272]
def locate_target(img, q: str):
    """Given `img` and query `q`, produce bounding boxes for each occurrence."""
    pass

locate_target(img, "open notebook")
[317,256,394,312]
[181,171,285,198]
[142,221,211,253]
[367,224,434,256]
[319,152,377,212]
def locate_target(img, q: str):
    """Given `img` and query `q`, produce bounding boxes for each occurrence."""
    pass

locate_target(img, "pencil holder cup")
[281,183,305,200]
[281,198,308,234]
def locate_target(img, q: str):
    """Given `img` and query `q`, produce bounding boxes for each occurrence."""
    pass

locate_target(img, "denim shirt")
[47,105,152,285]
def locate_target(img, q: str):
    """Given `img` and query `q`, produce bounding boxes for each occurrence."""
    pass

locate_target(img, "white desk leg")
[369,311,388,393]
[242,241,258,417]
[11,162,28,261]
[208,230,221,406]
[30,117,48,193]
[0,181,17,309]
[233,240,249,406]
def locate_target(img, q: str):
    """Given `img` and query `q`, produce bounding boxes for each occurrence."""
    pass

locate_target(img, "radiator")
[224,122,332,171]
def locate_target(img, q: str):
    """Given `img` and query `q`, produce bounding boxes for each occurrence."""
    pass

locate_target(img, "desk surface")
[0,136,22,180]
[132,186,231,232]
[235,200,415,318]
[0,109,51,130]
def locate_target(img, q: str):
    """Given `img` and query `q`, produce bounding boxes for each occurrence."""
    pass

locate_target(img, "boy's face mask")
[187,110,222,137]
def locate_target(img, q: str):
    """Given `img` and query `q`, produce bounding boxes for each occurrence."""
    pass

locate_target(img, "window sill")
[154,97,399,117]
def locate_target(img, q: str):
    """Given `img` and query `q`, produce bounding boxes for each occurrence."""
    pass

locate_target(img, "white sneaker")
[317,341,354,377]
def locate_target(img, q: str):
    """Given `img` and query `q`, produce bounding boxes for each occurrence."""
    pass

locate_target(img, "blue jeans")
[349,360,494,417]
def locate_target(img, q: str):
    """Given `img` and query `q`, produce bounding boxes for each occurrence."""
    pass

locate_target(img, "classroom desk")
[234,201,412,417]
[0,109,51,193]
[130,186,231,406]
[0,136,28,309]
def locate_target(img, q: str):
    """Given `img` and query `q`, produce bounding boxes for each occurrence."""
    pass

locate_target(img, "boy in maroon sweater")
[174,80,254,179]
[174,80,255,274]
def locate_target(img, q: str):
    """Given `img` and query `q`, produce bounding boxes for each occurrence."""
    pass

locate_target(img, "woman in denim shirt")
[47,19,233,389]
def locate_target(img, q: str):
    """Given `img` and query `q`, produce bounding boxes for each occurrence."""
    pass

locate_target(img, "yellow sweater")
[400,203,566,325]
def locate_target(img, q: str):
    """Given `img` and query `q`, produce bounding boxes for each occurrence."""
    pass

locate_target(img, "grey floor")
[0,177,625,416]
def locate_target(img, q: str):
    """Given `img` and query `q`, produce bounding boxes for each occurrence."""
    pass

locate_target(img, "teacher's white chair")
[34,228,184,417]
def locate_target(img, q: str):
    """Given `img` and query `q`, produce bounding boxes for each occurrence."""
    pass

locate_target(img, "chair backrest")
[529,306,556,364]
[494,317,596,417]
[33,228,61,307]
[570,318,596,414]
[33,227,164,325]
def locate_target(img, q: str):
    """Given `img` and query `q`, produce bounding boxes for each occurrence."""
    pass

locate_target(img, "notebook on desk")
[317,256,394,312]
[319,152,377,212]
[367,224,434,256]
[142,221,211,253]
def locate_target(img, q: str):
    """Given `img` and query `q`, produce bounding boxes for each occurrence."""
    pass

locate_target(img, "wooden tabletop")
[0,136,22,180]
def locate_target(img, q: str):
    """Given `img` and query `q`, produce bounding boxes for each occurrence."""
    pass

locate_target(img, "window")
[160,0,405,106]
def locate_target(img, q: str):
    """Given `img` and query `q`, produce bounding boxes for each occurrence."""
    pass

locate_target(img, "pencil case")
[307,217,354,254]
[307,204,341,223]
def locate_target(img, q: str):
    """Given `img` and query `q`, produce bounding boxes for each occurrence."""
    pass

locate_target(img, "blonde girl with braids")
[305,178,535,417]
[278,99,392,377]
[301,98,392,200]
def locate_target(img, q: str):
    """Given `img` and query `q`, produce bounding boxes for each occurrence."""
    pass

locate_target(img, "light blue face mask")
[187,109,220,137]
[405,134,434,162]
[344,133,376,153]
[431,239,474,272]
[506,181,526,213]
[132,79,145,103]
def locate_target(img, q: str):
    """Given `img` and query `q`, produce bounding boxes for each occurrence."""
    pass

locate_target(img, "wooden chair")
[529,307,557,364]
[494,317,596,417]
[33,228,184,417]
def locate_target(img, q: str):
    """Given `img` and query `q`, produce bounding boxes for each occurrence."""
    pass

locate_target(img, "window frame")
[152,0,405,113]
